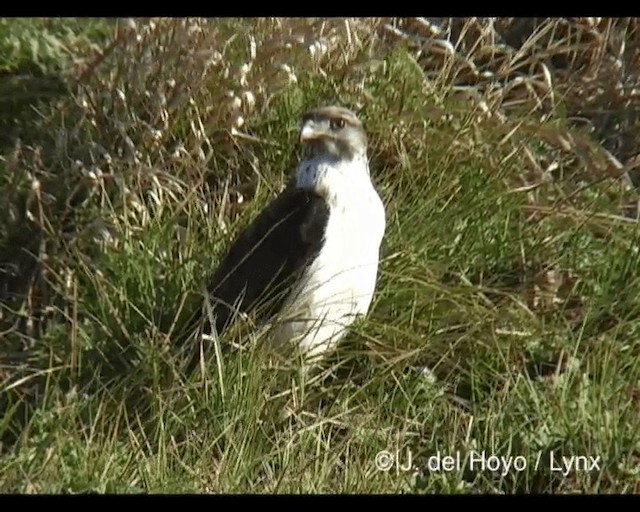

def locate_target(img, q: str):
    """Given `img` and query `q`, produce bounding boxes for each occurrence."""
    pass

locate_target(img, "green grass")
[0,17,114,151]
[1,17,640,494]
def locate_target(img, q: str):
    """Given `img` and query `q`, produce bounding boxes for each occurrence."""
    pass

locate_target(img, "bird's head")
[299,106,367,161]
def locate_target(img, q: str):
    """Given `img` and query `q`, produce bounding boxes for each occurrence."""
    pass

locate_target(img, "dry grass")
[1,17,640,493]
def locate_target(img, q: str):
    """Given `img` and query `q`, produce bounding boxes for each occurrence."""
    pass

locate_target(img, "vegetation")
[1,17,640,493]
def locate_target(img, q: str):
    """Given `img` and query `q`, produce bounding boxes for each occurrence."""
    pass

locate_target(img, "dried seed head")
[241,90,255,112]
[279,64,297,85]
[237,63,251,87]
[248,35,257,61]
[121,18,137,31]
[308,40,329,60]
[231,113,245,129]
[210,51,223,66]
[172,144,186,160]
[229,95,242,111]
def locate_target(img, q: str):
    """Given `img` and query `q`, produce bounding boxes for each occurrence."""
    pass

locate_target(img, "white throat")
[295,153,371,207]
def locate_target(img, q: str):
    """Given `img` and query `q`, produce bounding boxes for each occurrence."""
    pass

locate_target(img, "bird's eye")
[330,118,346,130]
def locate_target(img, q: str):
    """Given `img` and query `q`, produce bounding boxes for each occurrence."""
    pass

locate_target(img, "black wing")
[201,181,330,335]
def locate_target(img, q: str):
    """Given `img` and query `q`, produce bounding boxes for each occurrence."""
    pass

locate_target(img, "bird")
[190,105,386,370]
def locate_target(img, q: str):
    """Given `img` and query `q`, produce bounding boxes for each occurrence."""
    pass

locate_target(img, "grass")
[1,17,640,494]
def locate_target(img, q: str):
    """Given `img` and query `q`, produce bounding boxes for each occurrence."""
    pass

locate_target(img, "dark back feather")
[202,183,329,336]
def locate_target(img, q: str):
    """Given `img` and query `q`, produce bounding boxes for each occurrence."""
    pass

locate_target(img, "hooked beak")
[299,120,329,144]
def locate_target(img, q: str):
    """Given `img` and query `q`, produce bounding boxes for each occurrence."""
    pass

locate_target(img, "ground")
[0,17,639,493]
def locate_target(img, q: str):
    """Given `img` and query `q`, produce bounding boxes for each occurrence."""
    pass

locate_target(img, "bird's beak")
[299,121,328,144]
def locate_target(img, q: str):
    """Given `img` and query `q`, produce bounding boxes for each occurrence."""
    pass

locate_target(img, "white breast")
[272,154,386,363]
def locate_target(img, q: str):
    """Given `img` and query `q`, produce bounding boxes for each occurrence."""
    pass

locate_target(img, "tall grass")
[1,17,640,493]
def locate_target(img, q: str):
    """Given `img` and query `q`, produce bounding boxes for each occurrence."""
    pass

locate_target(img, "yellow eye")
[330,118,346,130]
